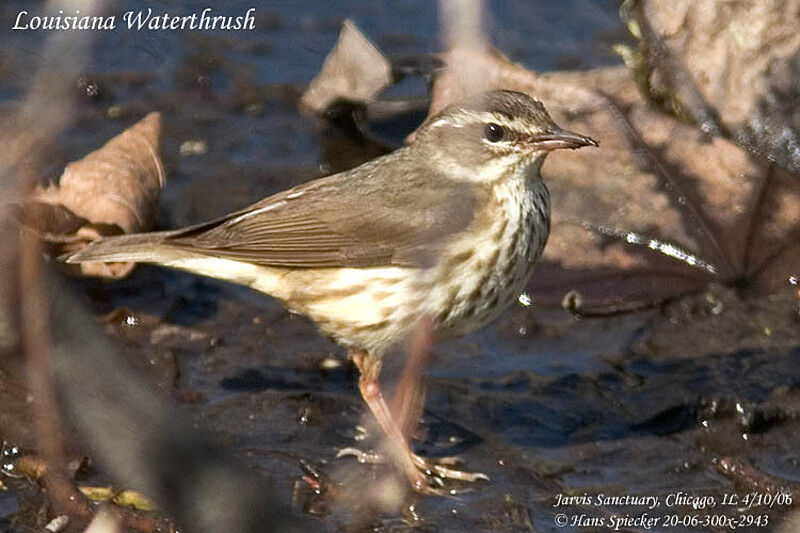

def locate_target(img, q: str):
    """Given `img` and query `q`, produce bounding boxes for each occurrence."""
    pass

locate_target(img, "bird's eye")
[484,123,505,143]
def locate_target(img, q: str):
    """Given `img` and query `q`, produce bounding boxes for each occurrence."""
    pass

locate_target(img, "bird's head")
[412,89,598,182]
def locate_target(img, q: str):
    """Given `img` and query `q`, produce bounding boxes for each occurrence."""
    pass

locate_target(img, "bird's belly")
[277,266,425,354]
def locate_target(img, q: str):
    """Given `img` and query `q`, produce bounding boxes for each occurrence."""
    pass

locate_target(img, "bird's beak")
[528,127,599,151]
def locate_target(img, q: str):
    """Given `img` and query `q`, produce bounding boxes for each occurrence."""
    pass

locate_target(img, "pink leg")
[349,349,488,494]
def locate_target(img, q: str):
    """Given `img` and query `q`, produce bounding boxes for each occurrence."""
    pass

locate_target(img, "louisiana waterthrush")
[67,90,597,493]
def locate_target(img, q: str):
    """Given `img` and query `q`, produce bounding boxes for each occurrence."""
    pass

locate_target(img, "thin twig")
[19,195,91,520]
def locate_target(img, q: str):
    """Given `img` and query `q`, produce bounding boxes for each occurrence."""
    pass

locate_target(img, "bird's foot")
[411,452,490,484]
[336,447,489,494]
[404,452,490,495]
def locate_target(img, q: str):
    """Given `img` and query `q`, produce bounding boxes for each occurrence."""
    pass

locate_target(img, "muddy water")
[3,0,800,531]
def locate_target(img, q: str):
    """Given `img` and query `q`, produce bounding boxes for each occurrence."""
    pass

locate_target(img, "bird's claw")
[411,453,490,483]
[337,446,489,494]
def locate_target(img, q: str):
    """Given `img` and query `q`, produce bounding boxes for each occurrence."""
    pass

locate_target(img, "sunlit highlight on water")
[584,222,718,274]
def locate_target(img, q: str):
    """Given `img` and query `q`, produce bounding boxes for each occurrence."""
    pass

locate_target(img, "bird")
[66,90,597,494]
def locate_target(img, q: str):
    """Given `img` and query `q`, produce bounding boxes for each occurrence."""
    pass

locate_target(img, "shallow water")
[3,0,800,531]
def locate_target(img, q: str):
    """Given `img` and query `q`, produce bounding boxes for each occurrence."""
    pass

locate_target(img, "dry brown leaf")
[30,112,165,279]
[78,486,157,512]
[622,0,800,173]
[299,20,392,114]
[426,50,800,311]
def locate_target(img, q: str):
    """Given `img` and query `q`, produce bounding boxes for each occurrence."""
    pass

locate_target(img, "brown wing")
[167,151,479,268]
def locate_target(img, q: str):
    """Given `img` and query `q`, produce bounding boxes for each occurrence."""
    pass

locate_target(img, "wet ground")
[3,0,800,531]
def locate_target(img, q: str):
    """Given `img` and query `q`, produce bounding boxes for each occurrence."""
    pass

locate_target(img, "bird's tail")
[64,230,185,265]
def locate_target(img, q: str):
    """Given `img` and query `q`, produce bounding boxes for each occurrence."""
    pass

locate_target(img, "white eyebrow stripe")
[427,111,539,134]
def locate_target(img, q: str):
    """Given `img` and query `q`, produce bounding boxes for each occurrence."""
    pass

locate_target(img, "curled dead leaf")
[621,0,800,173]
[299,20,392,114]
[29,112,165,279]
[78,485,158,512]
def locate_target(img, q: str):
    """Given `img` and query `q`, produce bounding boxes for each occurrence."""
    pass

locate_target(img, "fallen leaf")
[30,112,165,279]
[14,454,88,480]
[620,0,800,173]
[78,485,158,512]
[299,20,393,114]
